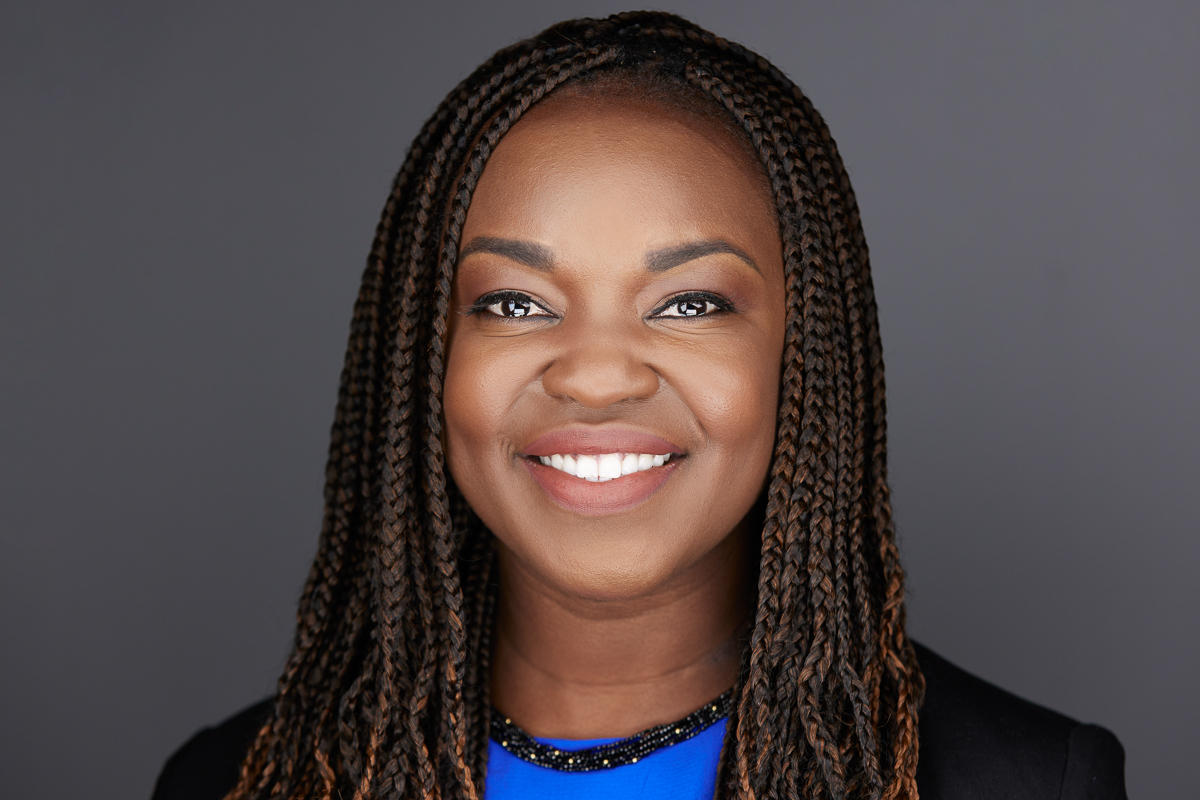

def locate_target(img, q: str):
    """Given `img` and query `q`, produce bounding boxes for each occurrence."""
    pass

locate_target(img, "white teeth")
[576,455,600,481]
[598,453,622,479]
[533,451,674,481]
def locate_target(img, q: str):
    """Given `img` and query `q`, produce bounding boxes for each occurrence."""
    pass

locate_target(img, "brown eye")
[497,298,534,317]
[652,292,735,318]
[672,299,711,316]
[469,291,553,319]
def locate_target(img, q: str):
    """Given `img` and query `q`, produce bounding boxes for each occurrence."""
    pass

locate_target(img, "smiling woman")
[152,11,1125,800]
[446,89,782,753]
[447,89,783,600]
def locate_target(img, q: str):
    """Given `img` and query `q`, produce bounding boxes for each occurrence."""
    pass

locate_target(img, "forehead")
[461,91,777,250]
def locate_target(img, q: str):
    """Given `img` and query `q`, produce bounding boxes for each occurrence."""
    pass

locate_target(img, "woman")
[154,12,1126,800]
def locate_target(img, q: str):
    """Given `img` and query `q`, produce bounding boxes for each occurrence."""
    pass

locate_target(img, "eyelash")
[465,290,736,320]
[649,291,736,318]
[465,291,554,319]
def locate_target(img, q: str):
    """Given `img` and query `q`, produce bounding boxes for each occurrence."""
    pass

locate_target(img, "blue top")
[485,718,727,800]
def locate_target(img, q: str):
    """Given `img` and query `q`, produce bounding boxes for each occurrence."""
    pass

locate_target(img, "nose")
[541,321,659,409]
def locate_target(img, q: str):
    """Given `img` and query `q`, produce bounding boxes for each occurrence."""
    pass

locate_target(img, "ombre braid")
[225,12,923,800]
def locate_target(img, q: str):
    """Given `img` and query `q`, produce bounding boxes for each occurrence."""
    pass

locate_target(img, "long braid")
[743,54,887,798]
[685,35,922,798]
[691,55,857,798]
[226,13,922,800]
[691,62,820,799]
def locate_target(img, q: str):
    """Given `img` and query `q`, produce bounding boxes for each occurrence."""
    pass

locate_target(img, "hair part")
[225,12,923,800]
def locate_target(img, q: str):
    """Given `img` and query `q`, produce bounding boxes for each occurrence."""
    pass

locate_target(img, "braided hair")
[225,12,924,800]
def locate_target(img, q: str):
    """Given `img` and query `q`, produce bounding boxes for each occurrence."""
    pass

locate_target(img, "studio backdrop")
[1,2,1196,798]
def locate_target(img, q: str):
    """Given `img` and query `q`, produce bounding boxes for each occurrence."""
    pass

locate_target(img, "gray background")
[2,1,1196,797]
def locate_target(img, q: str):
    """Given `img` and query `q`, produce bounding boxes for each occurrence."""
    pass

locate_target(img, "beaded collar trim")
[490,688,734,772]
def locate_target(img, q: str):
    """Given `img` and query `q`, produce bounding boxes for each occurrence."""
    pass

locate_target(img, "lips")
[520,429,683,515]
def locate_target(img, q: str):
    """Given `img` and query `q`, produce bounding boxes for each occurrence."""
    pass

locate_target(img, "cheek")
[443,333,545,521]
[443,339,501,497]
[676,335,781,476]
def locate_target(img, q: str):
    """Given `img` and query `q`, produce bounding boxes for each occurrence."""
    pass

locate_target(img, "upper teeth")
[536,452,673,482]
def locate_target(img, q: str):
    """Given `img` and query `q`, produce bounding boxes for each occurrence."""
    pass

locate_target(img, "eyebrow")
[458,237,554,271]
[457,236,759,275]
[645,240,760,274]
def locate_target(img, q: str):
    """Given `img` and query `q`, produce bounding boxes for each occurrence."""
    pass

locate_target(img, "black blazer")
[152,643,1126,799]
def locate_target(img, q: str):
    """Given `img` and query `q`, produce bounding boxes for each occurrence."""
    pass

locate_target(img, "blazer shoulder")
[151,699,273,800]
[913,642,1126,800]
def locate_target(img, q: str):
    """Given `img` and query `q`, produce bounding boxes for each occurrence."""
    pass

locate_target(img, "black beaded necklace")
[489,687,734,772]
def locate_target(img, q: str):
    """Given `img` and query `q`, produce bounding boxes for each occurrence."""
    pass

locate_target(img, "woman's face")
[445,89,786,601]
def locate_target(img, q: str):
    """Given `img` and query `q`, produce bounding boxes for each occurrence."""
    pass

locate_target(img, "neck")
[490,528,754,739]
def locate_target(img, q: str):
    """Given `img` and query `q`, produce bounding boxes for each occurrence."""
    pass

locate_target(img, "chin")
[531,539,704,605]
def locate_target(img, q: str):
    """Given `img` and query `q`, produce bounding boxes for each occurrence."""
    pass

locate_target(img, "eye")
[467,290,554,319]
[651,291,735,318]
